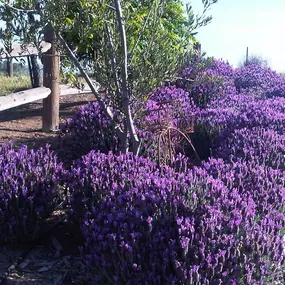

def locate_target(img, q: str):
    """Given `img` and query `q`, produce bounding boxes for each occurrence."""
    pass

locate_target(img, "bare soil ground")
[0,93,96,148]
[0,94,96,285]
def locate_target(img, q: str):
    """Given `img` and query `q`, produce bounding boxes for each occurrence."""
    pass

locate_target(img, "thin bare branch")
[105,22,120,93]
[57,31,112,119]
[3,3,37,13]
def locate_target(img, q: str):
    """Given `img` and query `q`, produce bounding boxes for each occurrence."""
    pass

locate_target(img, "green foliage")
[0,0,218,101]
[0,4,14,53]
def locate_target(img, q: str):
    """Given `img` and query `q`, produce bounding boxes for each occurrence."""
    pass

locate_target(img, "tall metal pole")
[246,46,249,65]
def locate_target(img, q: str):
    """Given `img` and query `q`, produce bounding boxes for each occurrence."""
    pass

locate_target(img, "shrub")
[196,94,285,153]
[66,151,188,220]
[57,101,119,165]
[150,86,199,117]
[0,143,64,243]
[234,64,282,96]
[202,158,285,216]
[264,77,285,98]
[213,127,285,170]
[58,88,198,165]
[136,86,199,162]
[68,151,284,284]
[178,59,236,108]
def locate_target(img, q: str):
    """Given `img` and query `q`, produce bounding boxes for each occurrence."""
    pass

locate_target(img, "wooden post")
[246,47,249,65]
[42,23,60,132]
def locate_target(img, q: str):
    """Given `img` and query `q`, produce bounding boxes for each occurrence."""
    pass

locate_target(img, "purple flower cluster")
[213,127,285,170]
[0,143,64,243]
[136,86,199,160]
[150,86,199,117]
[69,151,285,284]
[58,87,198,164]
[57,102,119,165]
[197,94,285,149]
[179,59,237,108]
[47,56,285,283]
[265,76,285,98]
[234,63,285,97]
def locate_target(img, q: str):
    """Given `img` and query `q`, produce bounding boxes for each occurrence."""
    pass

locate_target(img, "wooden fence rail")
[0,87,51,112]
[0,25,93,131]
[0,85,92,112]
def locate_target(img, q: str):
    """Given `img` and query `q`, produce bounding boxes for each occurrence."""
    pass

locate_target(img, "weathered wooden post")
[42,23,60,132]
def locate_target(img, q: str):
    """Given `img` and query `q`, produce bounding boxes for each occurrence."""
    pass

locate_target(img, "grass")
[0,73,92,97]
[0,74,31,96]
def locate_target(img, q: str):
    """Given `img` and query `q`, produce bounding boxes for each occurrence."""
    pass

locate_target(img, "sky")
[187,0,285,73]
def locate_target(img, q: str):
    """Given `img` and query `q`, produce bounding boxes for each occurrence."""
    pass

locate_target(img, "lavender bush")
[265,77,285,98]
[0,143,64,243]
[57,101,119,165]
[150,86,199,117]
[196,93,285,154]
[58,87,198,165]
[66,151,285,284]
[178,59,236,108]
[44,55,285,284]
[202,158,285,216]
[66,151,188,220]
[213,127,285,170]
[136,86,200,161]
[234,63,285,97]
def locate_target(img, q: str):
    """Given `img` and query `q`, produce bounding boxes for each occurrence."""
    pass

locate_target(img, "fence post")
[42,23,60,132]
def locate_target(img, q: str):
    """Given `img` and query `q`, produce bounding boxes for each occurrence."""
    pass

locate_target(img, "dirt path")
[1,221,87,285]
[0,93,95,148]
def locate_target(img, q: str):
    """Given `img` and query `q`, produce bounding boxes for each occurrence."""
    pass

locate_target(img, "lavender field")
[1,58,284,284]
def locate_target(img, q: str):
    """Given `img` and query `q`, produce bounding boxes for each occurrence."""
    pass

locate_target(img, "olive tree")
[1,0,218,154]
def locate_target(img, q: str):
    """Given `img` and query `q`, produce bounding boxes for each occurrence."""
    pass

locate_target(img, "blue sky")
[187,0,285,72]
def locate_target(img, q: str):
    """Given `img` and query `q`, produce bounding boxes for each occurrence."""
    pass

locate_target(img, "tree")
[1,0,218,154]
[0,5,14,76]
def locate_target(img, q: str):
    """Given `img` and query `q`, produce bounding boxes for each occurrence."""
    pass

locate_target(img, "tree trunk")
[114,0,140,155]
[6,58,13,77]
[31,55,42,87]
[42,23,60,132]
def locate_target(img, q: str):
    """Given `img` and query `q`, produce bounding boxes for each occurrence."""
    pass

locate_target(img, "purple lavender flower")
[0,142,64,243]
